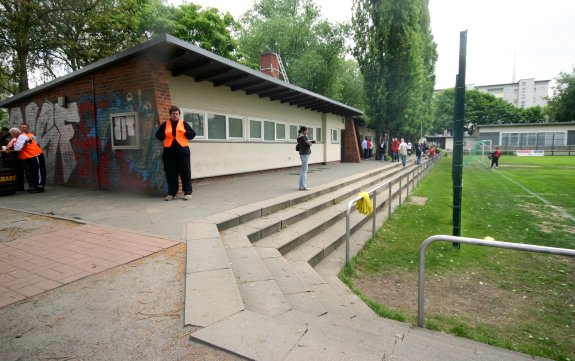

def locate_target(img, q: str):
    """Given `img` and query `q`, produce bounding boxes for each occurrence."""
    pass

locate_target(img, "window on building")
[264,121,275,141]
[307,127,314,141]
[331,129,339,143]
[207,113,226,139]
[316,128,322,143]
[183,109,205,138]
[290,125,298,140]
[250,119,262,140]
[229,116,243,139]
[276,123,286,140]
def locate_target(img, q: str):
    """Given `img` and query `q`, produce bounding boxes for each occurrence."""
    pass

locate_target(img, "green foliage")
[237,0,362,105]
[432,89,540,135]
[0,0,242,95]
[163,4,242,61]
[343,156,575,360]
[547,66,575,122]
[352,0,437,139]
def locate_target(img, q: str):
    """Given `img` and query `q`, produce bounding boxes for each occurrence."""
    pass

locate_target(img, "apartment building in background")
[435,78,551,109]
[471,78,550,108]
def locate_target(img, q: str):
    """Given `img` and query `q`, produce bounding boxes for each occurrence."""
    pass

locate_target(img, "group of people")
[1,124,47,193]
[361,137,373,161]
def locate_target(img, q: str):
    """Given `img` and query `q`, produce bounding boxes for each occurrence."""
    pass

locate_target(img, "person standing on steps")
[297,126,316,191]
[398,138,408,167]
[361,136,368,161]
[415,143,422,165]
[155,105,196,201]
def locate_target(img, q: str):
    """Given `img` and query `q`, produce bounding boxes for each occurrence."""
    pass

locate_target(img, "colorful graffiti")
[10,101,79,183]
[8,88,166,193]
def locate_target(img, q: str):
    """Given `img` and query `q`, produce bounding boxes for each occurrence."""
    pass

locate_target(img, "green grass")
[341,155,575,361]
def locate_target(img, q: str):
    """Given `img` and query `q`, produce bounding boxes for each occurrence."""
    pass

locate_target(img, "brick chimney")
[260,53,280,79]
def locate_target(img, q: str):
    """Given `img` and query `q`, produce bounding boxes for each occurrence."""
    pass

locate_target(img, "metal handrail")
[418,235,575,327]
[344,154,442,265]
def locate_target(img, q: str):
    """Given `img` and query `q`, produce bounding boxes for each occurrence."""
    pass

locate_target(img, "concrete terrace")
[0,159,549,360]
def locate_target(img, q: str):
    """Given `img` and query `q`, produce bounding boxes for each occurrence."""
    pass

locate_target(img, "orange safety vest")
[19,133,43,160]
[163,120,189,148]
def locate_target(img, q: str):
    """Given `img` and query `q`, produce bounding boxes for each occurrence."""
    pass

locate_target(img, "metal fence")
[417,235,575,328]
[344,154,443,265]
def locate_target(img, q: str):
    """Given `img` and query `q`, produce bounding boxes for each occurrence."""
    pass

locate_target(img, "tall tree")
[0,0,242,98]
[352,0,436,140]
[167,4,241,61]
[0,0,45,92]
[547,66,575,122]
[237,0,357,102]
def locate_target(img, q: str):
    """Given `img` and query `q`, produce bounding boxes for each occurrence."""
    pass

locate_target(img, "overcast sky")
[171,0,575,91]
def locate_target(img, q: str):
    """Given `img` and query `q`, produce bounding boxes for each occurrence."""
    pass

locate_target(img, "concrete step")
[185,156,548,360]
[234,163,403,243]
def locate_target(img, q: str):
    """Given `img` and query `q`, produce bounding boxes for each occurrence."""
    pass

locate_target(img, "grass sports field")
[341,155,575,361]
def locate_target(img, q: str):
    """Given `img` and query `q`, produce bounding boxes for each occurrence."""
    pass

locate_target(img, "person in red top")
[428,146,436,158]
[155,105,196,201]
[490,147,501,168]
[391,138,400,162]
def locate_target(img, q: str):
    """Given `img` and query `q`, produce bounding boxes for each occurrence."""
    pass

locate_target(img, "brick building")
[0,35,362,195]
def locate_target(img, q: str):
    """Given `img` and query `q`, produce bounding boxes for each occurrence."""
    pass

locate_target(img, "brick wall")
[7,54,172,195]
[259,53,280,79]
[343,116,360,162]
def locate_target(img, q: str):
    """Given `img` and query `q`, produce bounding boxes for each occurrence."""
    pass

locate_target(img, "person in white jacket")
[398,138,408,167]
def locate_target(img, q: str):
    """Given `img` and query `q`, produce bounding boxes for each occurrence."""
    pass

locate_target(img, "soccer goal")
[464,140,492,167]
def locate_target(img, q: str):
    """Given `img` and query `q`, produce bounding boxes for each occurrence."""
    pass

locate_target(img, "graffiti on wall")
[10,101,80,183]
[9,88,166,193]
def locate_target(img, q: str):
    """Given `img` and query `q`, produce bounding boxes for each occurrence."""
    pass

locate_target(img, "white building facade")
[471,78,550,109]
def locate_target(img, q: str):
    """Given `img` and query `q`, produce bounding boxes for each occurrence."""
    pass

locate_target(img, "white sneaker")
[164,195,175,201]
[183,194,192,201]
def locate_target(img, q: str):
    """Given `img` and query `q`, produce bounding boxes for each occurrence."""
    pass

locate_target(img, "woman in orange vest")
[155,105,196,201]
[9,125,46,193]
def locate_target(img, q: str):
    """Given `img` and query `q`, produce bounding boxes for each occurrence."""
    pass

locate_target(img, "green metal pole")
[452,30,467,249]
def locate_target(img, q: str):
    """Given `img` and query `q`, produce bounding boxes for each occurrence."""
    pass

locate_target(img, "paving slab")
[191,310,304,361]
[184,268,244,327]
[186,235,230,273]
[238,279,291,317]
[261,255,310,295]
[227,246,272,283]
[284,328,384,361]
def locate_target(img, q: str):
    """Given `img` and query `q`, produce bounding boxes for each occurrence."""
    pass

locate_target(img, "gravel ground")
[0,211,243,361]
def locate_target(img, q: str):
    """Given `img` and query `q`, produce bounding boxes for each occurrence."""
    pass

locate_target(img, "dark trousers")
[12,153,25,190]
[490,157,499,168]
[23,153,46,190]
[363,149,369,160]
[162,152,192,196]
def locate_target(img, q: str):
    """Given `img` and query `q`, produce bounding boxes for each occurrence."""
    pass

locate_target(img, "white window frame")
[316,127,322,143]
[331,128,340,144]
[275,122,287,141]
[207,112,227,140]
[181,108,206,139]
[263,120,276,142]
[249,118,263,141]
[306,126,314,141]
[289,124,298,141]
[227,114,244,140]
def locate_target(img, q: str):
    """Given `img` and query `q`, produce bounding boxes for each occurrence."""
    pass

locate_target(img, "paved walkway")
[0,161,386,309]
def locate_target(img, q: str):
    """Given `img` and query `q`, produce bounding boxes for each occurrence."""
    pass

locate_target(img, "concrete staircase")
[184,159,547,361]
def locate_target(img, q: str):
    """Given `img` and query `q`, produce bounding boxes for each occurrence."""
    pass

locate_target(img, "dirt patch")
[0,212,241,361]
[354,270,526,326]
[521,202,575,234]
[0,208,81,242]
[407,196,427,206]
